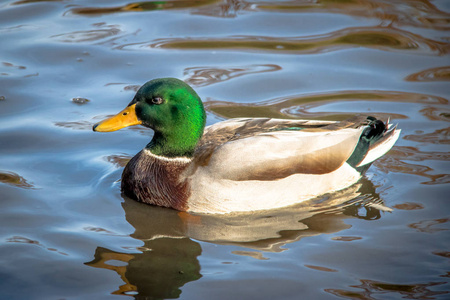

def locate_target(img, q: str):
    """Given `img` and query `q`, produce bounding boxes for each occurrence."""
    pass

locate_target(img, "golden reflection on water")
[0,171,35,189]
[405,66,450,82]
[138,26,449,55]
[70,0,220,15]
[63,0,450,31]
[254,0,450,28]
[206,90,446,120]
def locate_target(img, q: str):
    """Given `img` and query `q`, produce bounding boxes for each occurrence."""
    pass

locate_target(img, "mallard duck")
[93,78,400,214]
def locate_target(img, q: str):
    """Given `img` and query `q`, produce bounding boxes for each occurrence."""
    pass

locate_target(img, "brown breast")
[121,150,191,211]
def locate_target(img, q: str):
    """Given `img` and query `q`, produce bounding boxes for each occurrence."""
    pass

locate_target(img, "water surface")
[0,0,449,299]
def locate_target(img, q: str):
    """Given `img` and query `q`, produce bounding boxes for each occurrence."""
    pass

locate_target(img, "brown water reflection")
[433,251,450,259]
[6,236,68,256]
[70,0,220,15]
[254,0,450,29]
[207,90,446,120]
[65,0,450,32]
[420,107,450,122]
[0,171,35,189]
[404,127,450,145]
[326,279,449,299]
[408,218,449,233]
[406,66,450,82]
[392,202,424,210]
[146,26,448,55]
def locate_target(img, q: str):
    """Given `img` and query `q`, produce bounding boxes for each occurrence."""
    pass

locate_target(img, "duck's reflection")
[85,205,202,298]
[86,177,389,297]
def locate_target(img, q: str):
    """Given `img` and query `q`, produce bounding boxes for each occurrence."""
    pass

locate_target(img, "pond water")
[0,0,449,299]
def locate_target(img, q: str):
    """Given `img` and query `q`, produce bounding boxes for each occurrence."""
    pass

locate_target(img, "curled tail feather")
[347,117,401,169]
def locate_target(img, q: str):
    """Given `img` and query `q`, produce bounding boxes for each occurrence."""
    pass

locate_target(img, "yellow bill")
[93,103,142,132]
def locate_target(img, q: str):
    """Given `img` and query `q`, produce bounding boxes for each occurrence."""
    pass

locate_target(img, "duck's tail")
[347,117,401,170]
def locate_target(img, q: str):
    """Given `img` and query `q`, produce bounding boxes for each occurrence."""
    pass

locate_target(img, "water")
[0,0,449,299]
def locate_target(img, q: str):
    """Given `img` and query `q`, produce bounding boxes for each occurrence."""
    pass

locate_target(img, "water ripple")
[184,64,281,87]
[207,90,447,120]
[54,120,94,131]
[388,146,450,162]
[254,0,450,30]
[106,154,132,168]
[403,127,449,145]
[408,218,449,233]
[6,236,68,256]
[51,25,121,43]
[64,0,450,31]
[405,66,450,82]
[137,26,448,55]
[376,155,450,185]
[69,0,220,15]
[326,279,449,299]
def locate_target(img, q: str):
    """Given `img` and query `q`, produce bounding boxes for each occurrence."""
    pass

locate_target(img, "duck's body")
[94,78,400,214]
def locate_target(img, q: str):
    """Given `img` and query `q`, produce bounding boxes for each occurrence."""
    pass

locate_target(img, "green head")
[93,78,206,157]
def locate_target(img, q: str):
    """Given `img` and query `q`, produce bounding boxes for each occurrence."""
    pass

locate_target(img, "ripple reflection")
[6,236,67,255]
[69,0,220,15]
[65,0,450,32]
[144,26,448,55]
[404,127,450,145]
[254,0,450,30]
[326,279,449,299]
[0,171,35,189]
[207,90,446,120]
[51,24,121,43]
[184,64,281,87]
[406,66,450,82]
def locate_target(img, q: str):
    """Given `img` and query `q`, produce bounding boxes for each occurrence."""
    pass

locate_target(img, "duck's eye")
[151,97,164,105]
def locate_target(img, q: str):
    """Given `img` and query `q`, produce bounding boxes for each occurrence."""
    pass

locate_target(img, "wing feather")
[193,117,339,167]
[199,127,364,181]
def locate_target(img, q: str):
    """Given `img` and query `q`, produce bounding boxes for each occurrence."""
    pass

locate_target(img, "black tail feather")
[346,116,387,168]
[363,117,386,142]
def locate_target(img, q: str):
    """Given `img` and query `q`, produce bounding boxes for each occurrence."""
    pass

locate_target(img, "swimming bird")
[93,78,400,214]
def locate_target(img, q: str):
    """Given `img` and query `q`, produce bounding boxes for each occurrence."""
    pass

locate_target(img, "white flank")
[357,128,401,167]
[185,126,369,214]
[187,163,362,214]
[205,128,364,180]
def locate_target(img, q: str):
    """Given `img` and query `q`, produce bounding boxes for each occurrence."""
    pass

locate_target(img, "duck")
[93,78,400,214]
